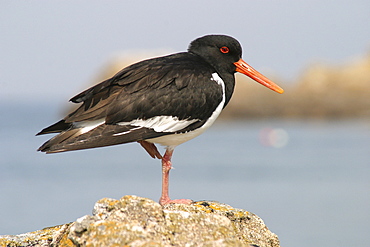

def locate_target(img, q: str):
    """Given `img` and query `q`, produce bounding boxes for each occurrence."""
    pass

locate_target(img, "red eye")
[220,46,229,53]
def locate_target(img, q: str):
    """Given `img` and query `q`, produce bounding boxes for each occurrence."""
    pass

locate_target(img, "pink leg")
[159,148,192,205]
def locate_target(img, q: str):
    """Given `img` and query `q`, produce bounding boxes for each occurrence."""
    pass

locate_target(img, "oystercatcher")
[37,34,284,205]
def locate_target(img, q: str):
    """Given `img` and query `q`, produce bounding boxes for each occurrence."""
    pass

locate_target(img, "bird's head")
[188,34,284,94]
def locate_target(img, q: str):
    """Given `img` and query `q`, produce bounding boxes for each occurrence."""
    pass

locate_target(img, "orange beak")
[234,58,284,94]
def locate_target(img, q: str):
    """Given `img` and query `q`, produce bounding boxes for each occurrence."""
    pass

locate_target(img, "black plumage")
[37,34,283,205]
[37,36,243,153]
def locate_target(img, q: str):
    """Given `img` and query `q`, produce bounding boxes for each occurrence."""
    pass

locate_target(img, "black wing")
[37,52,224,153]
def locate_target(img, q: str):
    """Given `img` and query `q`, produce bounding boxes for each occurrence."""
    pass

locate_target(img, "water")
[0,103,369,247]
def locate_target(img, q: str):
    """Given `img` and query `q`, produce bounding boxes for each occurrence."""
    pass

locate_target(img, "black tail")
[37,124,168,154]
[36,120,72,135]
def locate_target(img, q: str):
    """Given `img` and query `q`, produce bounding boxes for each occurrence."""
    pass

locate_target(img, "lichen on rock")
[0,195,280,247]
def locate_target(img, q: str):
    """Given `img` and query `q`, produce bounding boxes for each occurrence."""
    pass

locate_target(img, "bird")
[37,34,284,205]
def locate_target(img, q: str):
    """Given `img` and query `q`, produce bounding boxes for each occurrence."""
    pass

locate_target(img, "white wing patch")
[113,126,142,136]
[118,116,199,133]
[71,116,198,137]
[73,119,105,134]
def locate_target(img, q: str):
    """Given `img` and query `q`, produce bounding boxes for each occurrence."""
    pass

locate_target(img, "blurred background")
[1,1,369,246]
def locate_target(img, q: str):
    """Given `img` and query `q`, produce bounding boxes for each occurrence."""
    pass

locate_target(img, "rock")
[0,195,280,247]
[221,52,370,119]
[0,223,74,247]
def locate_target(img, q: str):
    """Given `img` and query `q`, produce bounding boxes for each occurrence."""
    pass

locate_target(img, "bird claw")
[160,198,193,205]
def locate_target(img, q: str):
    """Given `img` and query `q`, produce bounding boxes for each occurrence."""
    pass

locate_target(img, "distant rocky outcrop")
[223,52,370,119]
[0,195,280,247]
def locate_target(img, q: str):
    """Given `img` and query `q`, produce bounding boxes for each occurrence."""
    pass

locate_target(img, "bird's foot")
[160,198,193,205]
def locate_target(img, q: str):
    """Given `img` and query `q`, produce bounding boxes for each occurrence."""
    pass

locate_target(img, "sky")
[1,0,370,104]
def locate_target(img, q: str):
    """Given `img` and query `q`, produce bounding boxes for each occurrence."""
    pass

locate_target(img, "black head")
[188,34,284,94]
[188,34,242,74]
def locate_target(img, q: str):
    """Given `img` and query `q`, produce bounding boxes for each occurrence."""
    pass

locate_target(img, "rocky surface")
[0,195,280,247]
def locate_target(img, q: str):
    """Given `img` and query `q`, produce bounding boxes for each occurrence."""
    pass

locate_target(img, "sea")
[0,103,369,247]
